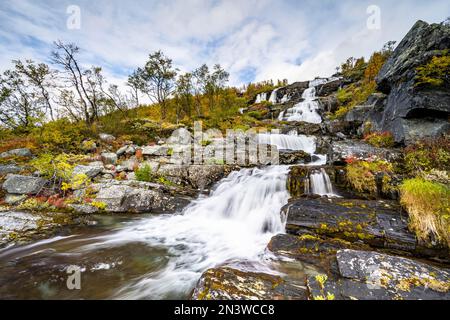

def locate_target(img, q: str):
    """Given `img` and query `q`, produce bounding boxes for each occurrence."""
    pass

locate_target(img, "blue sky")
[0,0,449,87]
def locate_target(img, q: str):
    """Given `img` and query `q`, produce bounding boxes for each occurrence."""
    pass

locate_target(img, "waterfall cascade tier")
[278,86,322,124]
[257,132,316,153]
[306,168,339,197]
[80,166,290,299]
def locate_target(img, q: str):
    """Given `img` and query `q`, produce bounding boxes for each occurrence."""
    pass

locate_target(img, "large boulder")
[372,20,450,144]
[0,211,49,245]
[2,175,47,195]
[92,181,191,214]
[307,250,450,300]
[0,148,32,159]
[282,198,425,255]
[192,267,307,300]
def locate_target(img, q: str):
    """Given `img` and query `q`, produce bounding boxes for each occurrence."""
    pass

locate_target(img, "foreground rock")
[0,211,53,247]
[307,250,450,300]
[283,198,425,255]
[0,165,22,175]
[2,175,47,195]
[192,267,307,300]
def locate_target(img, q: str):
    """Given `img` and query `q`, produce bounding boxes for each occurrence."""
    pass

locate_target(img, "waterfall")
[255,92,268,103]
[257,132,316,153]
[308,168,338,197]
[278,86,322,123]
[268,88,280,104]
[80,166,290,299]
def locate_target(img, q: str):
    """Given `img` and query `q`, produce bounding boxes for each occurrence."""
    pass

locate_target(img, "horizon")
[0,0,449,89]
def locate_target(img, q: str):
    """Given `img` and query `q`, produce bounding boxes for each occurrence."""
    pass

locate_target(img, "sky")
[0,0,449,88]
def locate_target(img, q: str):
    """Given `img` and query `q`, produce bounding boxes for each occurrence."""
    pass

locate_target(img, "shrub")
[135,164,153,182]
[364,132,395,148]
[346,159,394,195]
[400,178,450,247]
[403,137,450,175]
[415,51,450,88]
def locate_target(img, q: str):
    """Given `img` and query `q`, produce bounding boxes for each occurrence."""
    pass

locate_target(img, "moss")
[346,159,394,196]
[415,51,450,88]
[364,132,395,148]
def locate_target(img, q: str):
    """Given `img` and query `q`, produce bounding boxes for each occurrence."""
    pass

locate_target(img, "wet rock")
[101,152,118,165]
[279,150,312,165]
[307,250,450,300]
[0,211,51,246]
[283,198,419,253]
[2,175,47,195]
[192,267,307,300]
[69,204,99,215]
[0,164,22,175]
[0,148,32,159]
[267,233,367,271]
[317,79,343,97]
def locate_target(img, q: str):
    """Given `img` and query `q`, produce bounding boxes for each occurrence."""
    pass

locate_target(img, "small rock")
[0,164,22,175]
[72,165,102,178]
[2,175,47,195]
[101,152,118,165]
[99,133,116,143]
[69,204,99,215]
[0,148,32,159]
[4,194,27,205]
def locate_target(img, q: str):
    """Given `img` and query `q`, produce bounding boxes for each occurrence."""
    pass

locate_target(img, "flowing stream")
[0,79,339,300]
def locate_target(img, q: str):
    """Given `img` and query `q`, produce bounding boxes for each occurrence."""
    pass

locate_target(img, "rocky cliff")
[373,20,450,144]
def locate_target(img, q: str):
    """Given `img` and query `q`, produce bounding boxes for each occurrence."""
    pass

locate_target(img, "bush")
[364,132,395,148]
[32,119,93,153]
[415,51,450,88]
[403,137,450,175]
[346,158,394,195]
[135,164,153,182]
[400,178,450,247]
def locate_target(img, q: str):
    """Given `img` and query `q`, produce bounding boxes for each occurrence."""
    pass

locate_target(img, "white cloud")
[0,0,448,88]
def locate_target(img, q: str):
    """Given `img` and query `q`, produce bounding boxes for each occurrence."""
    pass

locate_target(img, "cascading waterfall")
[79,166,290,299]
[278,86,322,124]
[255,92,268,103]
[307,168,338,197]
[257,132,316,153]
[268,88,280,104]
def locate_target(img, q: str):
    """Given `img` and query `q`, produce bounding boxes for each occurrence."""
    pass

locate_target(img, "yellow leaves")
[415,51,450,88]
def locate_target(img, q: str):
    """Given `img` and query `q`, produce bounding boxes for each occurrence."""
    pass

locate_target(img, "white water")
[80,166,290,299]
[255,92,268,103]
[279,85,322,124]
[257,132,316,153]
[268,88,280,104]
[308,168,338,197]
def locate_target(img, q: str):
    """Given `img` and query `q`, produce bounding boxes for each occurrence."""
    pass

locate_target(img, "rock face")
[283,198,421,254]
[2,175,47,195]
[0,211,44,243]
[279,150,312,165]
[371,20,450,144]
[307,250,450,300]
[157,164,226,189]
[191,267,307,300]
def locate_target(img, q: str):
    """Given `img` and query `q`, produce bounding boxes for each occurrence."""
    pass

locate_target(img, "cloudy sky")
[0,0,448,87]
